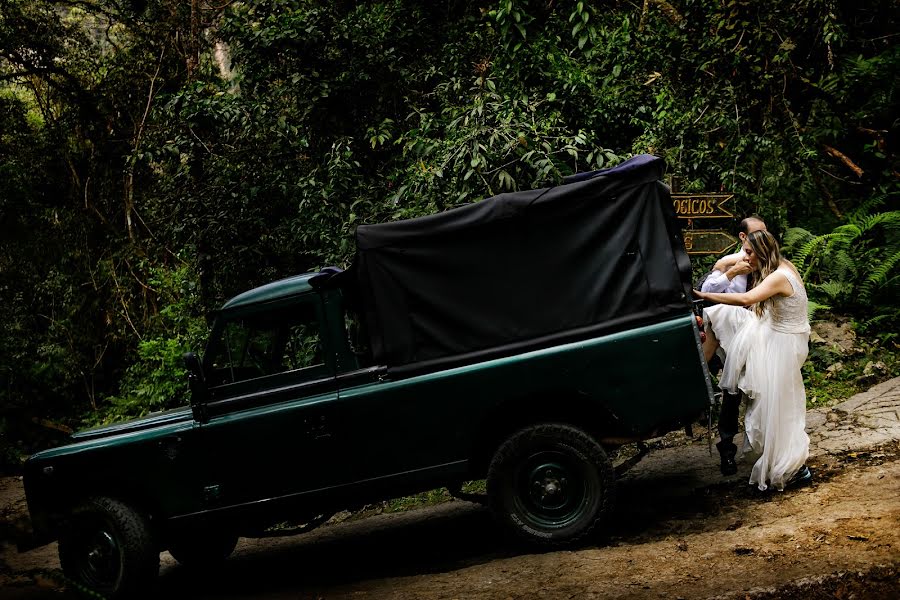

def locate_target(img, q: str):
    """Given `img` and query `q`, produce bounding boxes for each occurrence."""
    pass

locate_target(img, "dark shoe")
[716,440,738,476]
[785,465,812,489]
[746,483,769,498]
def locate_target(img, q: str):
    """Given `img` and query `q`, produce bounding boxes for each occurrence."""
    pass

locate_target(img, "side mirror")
[183,352,209,415]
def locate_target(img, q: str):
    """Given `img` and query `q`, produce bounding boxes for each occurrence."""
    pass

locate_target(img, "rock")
[812,320,859,355]
[863,361,887,376]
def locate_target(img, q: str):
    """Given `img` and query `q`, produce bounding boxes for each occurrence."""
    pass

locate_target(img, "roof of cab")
[221,272,318,311]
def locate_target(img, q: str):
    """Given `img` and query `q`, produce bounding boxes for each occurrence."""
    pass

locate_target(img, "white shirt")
[701,250,748,293]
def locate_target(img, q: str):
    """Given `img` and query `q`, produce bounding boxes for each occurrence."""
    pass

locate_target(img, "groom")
[701,215,767,475]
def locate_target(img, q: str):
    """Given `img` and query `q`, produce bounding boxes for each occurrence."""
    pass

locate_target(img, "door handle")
[158,436,183,460]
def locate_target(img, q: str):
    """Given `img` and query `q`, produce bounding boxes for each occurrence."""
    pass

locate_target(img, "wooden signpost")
[671,193,739,255]
[671,193,734,220]
[682,230,739,255]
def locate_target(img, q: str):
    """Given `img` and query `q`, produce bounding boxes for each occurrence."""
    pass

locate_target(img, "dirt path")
[2,378,899,599]
[290,447,899,600]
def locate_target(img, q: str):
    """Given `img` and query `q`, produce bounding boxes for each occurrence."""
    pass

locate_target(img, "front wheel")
[486,423,615,546]
[58,497,158,599]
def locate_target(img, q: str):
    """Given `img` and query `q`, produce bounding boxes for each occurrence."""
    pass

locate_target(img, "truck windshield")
[206,301,326,386]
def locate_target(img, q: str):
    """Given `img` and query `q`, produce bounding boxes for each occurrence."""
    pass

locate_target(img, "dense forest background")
[1,0,897,462]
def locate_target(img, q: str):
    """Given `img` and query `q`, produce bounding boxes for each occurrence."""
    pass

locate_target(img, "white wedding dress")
[705,267,811,491]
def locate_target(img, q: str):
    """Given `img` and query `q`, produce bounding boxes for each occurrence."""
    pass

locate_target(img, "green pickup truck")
[21,154,713,598]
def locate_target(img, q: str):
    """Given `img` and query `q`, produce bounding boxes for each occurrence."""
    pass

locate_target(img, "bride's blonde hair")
[747,229,783,317]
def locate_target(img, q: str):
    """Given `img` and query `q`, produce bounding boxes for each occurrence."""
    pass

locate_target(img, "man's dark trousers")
[717,390,741,475]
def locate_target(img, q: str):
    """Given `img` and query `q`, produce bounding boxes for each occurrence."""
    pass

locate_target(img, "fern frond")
[810,280,853,302]
[859,250,900,302]
[807,300,830,321]
[783,227,814,249]
[847,192,890,222]
[823,233,851,258]
[830,223,862,241]
[862,307,900,337]
[856,211,900,236]
[864,312,897,327]
[793,233,838,271]
[829,249,856,283]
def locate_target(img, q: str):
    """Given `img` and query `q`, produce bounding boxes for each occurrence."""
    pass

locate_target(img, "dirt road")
[2,378,899,599]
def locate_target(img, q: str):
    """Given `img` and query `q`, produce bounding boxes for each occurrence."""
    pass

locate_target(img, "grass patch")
[384,488,453,512]
[383,480,486,514]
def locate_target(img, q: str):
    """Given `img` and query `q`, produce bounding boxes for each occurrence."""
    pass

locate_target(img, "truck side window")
[208,302,325,385]
[281,321,323,370]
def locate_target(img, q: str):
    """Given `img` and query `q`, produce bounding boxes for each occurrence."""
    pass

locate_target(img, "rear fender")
[468,392,619,476]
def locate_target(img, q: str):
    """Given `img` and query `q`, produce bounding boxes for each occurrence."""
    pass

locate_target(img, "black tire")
[168,530,238,569]
[486,423,615,546]
[59,497,158,599]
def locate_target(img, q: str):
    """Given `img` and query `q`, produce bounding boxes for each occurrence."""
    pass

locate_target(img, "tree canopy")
[0,0,897,444]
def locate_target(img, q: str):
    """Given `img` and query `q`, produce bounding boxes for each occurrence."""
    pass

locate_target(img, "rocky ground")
[2,377,899,599]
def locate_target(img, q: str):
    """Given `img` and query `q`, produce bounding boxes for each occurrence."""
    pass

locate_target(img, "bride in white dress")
[694,230,812,491]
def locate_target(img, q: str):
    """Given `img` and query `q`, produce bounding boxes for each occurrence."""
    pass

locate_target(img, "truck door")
[196,294,339,511]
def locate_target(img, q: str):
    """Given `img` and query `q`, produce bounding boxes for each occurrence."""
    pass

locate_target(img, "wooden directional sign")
[683,229,739,255]
[672,193,734,219]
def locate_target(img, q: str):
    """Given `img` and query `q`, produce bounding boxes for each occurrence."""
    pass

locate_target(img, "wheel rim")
[76,524,121,589]
[514,450,592,529]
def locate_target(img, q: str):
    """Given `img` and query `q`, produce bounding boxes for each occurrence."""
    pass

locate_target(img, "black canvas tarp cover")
[353,154,692,373]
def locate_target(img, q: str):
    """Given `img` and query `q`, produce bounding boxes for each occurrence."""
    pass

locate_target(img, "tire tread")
[59,496,158,599]
[486,422,615,547]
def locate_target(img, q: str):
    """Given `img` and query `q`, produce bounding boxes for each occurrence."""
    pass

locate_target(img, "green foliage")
[382,480,486,514]
[802,332,900,408]
[0,419,26,471]
[784,208,900,335]
[806,300,831,321]
[1,0,898,435]
[88,262,207,424]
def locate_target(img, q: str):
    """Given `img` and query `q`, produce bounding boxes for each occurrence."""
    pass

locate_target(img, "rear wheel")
[59,497,158,599]
[486,423,615,546]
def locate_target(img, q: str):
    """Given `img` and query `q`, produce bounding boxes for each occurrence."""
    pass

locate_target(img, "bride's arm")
[713,251,744,273]
[693,271,792,306]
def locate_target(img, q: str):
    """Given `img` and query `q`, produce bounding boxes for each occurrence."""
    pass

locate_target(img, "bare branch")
[811,172,845,220]
[816,166,863,186]
[109,265,143,340]
[124,47,165,240]
[823,144,864,178]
